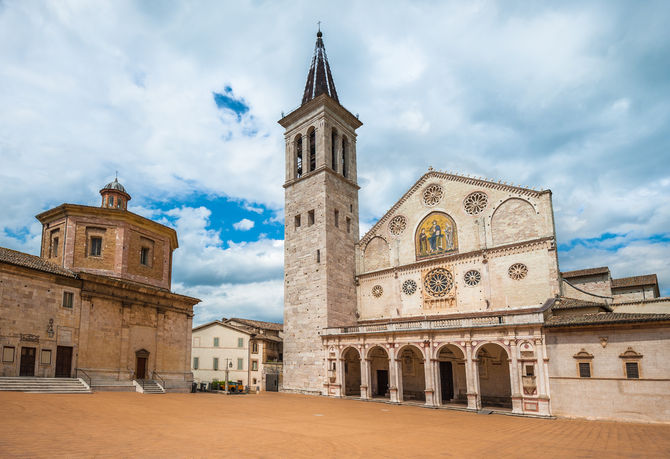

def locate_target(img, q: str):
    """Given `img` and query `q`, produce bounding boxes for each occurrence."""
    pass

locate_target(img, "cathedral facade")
[281,32,670,423]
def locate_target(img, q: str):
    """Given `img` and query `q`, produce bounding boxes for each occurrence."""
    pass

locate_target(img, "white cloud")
[233,218,255,231]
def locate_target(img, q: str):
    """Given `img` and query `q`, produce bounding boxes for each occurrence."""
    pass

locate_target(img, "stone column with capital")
[465,342,481,410]
[535,338,551,416]
[423,355,436,407]
[389,354,400,403]
[335,357,345,398]
[360,357,370,400]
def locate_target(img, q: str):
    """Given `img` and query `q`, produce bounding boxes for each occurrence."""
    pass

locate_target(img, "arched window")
[295,134,303,178]
[308,128,316,172]
[341,136,348,178]
[331,128,338,172]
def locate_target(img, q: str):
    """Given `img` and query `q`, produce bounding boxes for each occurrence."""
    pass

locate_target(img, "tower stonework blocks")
[280,32,362,393]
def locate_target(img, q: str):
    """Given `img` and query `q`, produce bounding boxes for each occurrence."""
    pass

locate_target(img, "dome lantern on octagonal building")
[100,176,131,210]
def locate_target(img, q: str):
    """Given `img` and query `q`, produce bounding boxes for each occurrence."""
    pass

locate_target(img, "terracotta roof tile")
[611,274,658,289]
[545,312,670,327]
[226,317,283,332]
[552,297,612,312]
[561,267,610,278]
[0,246,76,278]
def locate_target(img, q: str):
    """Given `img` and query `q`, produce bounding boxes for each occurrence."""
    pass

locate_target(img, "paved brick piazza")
[1,392,668,458]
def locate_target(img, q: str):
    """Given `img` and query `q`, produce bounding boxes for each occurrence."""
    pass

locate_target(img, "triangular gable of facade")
[359,170,550,247]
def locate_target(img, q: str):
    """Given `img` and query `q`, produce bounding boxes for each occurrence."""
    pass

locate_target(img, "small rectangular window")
[626,362,639,379]
[252,342,258,354]
[294,215,301,229]
[140,247,150,266]
[308,210,315,226]
[346,217,351,233]
[213,337,219,347]
[237,358,243,370]
[193,357,199,369]
[213,357,219,370]
[334,209,339,228]
[316,249,320,263]
[238,337,244,348]
[90,237,102,256]
[578,362,591,378]
[525,365,535,377]
[2,346,15,363]
[41,349,52,365]
[62,291,73,309]
[251,360,258,371]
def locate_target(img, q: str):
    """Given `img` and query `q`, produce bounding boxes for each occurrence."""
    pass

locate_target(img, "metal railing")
[75,368,91,387]
[323,312,544,336]
[152,371,166,390]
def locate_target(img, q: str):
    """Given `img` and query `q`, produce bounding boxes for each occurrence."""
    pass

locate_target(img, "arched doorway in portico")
[368,346,390,398]
[476,343,512,409]
[343,347,361,396]
[398,345,425,402]
[436,344,467,405]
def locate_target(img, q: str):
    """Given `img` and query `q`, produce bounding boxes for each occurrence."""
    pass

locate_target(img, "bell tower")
[280,30,362,394]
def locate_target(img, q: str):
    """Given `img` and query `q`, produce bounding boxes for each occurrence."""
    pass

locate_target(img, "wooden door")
[20,347,36,376]
[136,357,147,379]
[376,370,389,396]
[55,346,73,377]
[440,361,454,401]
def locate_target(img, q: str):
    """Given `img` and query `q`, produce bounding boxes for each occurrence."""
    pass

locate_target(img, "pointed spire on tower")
[302,27,339,105]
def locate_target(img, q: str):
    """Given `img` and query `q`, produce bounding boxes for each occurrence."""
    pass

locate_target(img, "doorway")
[376,370,388,396]
[440,361,454,402]
[20,347,36,376]
[266,373,278,392]
[135,349,150,379]
[55,346,73,377]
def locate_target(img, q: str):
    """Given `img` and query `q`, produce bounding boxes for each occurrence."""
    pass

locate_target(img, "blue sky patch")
[213,86,249,120]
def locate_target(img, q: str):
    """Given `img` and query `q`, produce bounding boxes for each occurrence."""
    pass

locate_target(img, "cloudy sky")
[1,1,669,324]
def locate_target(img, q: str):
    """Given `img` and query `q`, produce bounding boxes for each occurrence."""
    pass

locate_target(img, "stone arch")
[307,126,316,172]
[415,211,458,260]
[397,344,426,402]
[342,347,361,396]
[490,198,540,246]
[435,344,467,405]
[476,343,512,409]
[368,345,390,398]
[364,236,390,272]
[294,133,303,178]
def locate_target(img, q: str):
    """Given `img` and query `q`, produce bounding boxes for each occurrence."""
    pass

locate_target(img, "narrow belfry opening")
[331,128,338,172]
[295,135,303,178]
[341,136,348,178]
[309,128,316,172]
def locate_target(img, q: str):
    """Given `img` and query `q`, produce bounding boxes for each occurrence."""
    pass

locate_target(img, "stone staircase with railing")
[135,379,165,394]
[0,377,91,393]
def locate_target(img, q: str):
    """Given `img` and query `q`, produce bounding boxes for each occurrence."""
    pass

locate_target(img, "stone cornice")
[278,93,362,130]
[283,165,360,190]
[359,170,551,247]
[357,236,554,279]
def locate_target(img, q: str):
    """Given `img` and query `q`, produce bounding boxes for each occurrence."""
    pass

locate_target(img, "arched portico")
[397,345,426,402]
[368,346,390,398]
[476,343,512,409]
[342,347,361,396]
[435,344,467,405]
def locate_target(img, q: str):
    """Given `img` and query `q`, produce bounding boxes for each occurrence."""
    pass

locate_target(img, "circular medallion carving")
[371,285,384,298]
[402,279,417,295]
[464,269,481,287]
[422,184,443,206]
[508,263,528,280]
[464,191,488,215]
[424,268,454,297]
[388,215,407,236]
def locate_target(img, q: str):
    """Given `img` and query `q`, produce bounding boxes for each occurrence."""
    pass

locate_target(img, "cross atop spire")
[301,28,339,106]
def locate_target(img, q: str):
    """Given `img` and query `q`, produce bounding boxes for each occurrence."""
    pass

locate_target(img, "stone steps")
[0,377,91,393]
[136,379,165,394]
